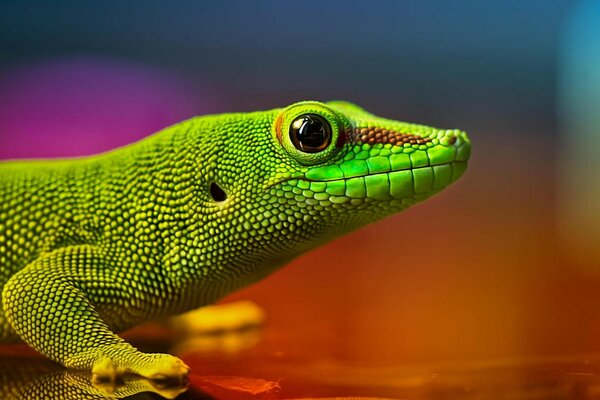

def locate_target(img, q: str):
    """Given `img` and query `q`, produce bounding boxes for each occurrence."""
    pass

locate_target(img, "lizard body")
[0,101,470,380]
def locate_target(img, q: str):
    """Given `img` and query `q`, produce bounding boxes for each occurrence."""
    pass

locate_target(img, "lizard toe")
[144,354,190,384]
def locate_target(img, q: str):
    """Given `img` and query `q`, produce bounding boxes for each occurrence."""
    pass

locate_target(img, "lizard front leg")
[1,245,189,382]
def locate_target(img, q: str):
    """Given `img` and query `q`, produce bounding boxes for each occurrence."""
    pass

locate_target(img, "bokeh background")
[1,0,599,367]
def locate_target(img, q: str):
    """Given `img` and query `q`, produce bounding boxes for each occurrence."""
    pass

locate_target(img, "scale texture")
[0,101,470,380]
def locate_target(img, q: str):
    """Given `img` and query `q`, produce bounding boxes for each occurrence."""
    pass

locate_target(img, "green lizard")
[0,101,470,382]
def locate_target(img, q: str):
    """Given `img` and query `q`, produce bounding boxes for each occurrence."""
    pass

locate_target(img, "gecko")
[0,100,470,381]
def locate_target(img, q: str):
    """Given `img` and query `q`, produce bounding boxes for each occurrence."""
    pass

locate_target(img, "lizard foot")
[88,348,189,384]
[170,300,266,335]
[141,354,190,384]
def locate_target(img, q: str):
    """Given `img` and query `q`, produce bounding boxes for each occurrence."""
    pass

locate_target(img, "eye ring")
[289,114,332,153]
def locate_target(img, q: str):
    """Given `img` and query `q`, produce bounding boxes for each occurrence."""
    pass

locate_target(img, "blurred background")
[1,0,599,376]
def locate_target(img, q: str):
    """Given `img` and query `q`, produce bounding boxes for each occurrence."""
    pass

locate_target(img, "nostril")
[448,136,457,145]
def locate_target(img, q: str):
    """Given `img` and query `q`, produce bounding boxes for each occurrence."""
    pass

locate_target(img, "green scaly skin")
[0,101,470,380]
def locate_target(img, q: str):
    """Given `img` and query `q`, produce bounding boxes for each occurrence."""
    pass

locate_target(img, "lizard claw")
[145,354,190,384]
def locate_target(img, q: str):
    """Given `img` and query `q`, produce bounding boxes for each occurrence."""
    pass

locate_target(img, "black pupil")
[290,114,331,153]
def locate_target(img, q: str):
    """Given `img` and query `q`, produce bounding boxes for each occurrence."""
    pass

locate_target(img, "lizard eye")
[289,114,332,153]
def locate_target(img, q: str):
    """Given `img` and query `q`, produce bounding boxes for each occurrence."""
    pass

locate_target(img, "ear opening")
[209,182,227,202]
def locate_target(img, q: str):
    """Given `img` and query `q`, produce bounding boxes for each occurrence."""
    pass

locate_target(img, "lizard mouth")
[268,126,470,199]
[301,160,467,182]
[304,161,467,200]
[270,160,467,201]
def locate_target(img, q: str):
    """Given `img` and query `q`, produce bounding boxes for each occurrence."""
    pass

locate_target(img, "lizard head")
[192,100,470,286]
[264,100,470,238]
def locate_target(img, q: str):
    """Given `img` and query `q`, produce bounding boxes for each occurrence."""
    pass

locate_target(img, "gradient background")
[1,0,599,369]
